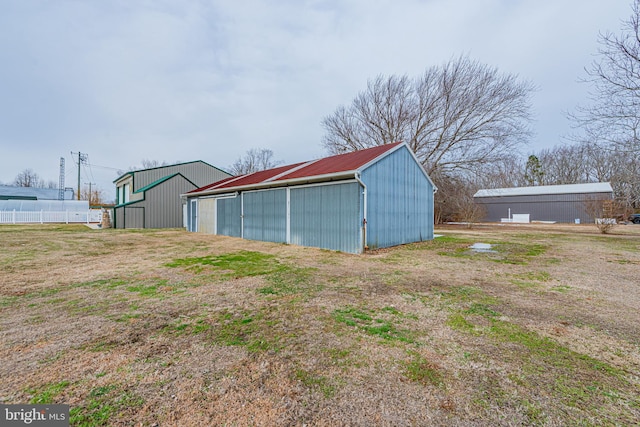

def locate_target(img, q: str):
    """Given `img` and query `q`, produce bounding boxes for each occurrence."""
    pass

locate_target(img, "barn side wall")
[289,182,363,253]
[190,181,364,253]
[217,196,242,237]
[475,192,614,223]
[243,189,287,243]
[361,146,434,249]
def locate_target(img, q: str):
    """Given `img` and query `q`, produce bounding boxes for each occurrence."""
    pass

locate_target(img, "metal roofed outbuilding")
[113,160,231,229]
[473,182,614,223]
[184,143,436,254]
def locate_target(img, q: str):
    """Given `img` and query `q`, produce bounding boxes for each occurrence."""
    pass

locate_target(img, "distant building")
[185,143,436,254]
[0,185,85,213]
[473,182,614,223]
[0,185,74,201]
[113,161,231,229]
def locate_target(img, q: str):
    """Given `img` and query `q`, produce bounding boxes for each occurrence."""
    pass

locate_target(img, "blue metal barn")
[184,143,436,253]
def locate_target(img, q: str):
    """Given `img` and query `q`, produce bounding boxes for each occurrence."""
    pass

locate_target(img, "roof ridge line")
[264,159,320,183]
[208,173,251,189]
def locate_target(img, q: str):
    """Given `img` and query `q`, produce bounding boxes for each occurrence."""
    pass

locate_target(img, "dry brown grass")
[1,223,639,426]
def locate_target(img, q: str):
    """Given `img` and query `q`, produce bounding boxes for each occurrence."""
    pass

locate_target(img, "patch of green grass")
[439,286,499,306]
[295,369,337,398]
[446,313,477,334]
[113,311,142,322]
[332,306,416,343]
[72,279,128,290]
[513,271,551,282]
[403,352,444,387]
[69,385,143,427]
[27,380,70,404]
[551,285,572,293]
[521,399,547,424]
[126,283,160,298]
[208,309,282,353]
[84,340,118,352]
[464,302,500,318]
[33,288,61,298]
[166,250,286,277]
[257,266,317,296]
[510,280,540,289]
[0,295,19,307]
[167,314,213,336]
[325,347,350,361]
[488,242,548,265]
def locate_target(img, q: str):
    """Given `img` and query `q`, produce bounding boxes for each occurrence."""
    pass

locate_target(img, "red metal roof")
[189,142,403,194]
[275,142,403,181]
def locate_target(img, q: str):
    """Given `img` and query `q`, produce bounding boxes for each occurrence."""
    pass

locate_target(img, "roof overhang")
[183,170,358,198]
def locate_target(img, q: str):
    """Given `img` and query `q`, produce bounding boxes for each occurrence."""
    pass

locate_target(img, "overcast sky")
[0,0,633,201]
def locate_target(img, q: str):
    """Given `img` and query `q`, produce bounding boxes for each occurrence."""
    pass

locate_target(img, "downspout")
[355,173,368,252]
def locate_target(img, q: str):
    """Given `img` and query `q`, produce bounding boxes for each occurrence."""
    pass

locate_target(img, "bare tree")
[229,148,281,176]
[583,197,618,234]
[431,170,485,224]
[81,185,107,205]
[116,160,171,176]
[141,159,169,169]
[571,0,640,153]
[322,56,535,176]
[472,155,527,189]
[14,169,44,187]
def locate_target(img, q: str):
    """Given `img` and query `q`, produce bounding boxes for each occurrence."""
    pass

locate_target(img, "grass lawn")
[1,223,639,425]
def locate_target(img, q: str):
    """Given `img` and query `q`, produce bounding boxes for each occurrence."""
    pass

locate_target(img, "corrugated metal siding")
[217,196,241,237]
[361,146,433,249]
[134,162,230,190]
[475,192,614,223]
[143,175,196,228]
[114,206,124,228]
[290,182,362,253]
[114,206,145,229]
[243,189,287,243]
[196,198,216,234]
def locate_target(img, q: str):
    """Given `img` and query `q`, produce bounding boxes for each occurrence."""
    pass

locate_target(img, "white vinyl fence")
[0,209,104,224]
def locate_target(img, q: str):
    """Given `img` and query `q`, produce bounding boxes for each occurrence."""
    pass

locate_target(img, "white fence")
[0,209,104,224]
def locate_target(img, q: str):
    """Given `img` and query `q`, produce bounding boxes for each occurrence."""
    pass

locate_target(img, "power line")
[85,162,124,172]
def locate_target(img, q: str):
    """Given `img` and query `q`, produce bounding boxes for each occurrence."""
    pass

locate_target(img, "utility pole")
[85,182,96,205]
[71,151,87,200]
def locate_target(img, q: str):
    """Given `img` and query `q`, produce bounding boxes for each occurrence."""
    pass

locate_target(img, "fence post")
[12,209,16,224]
[87,210,89,225]
[65,210,69,224]
[40,210,44,224]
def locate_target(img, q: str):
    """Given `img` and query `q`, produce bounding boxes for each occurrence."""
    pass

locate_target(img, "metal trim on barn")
[183,143,436,254]
[473,182,614,224]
